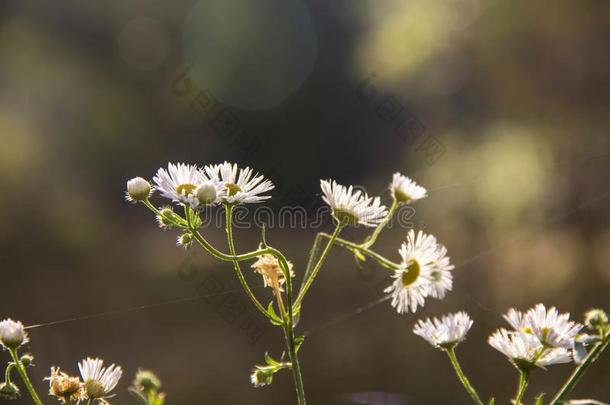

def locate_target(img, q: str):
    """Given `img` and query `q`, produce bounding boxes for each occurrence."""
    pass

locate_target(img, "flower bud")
[126,177,152,202]
[250,367,274,387]
[585,309,608,329]
[177,233,193,248]
[196,181,217,205]
[156,207,177,229]
[20,353,34,367]
[0,382,20,399]
[0,319,28,350]
[133,369,162,391]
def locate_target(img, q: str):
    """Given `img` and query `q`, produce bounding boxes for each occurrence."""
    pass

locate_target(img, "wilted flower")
[0,319,28,350]
[413,312,473,349]
[46,367,85,404]
[78,358,122,401]
[204,162,273,204]
[251,253,295,294]
[320,180,387,227]
[385,230,452,314]
[389,173,427,203]
[125,177,152,202]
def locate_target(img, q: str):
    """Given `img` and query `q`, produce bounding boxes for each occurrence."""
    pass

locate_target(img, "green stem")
[5,362,15,383]
[8,349,43,405]
[302,233,324,284]
[319,234,401,270]
[295,224,344,307]
[362,199,399,249]
[550,336,609,404]
[446,347,484,405]
[514,370,529,405]
[224,204,268,318]
[283,325,306,405]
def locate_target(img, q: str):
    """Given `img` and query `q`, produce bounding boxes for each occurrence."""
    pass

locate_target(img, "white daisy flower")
[204,162,273,204]
[320,180,387,227]
[413,311,473,348]
[428,244,454,299]
[385,230,451,314]
[488,329,572,369]
[525,304,582,349]
[153,163,205,208]
[503,304,582,349]
[0,319,28,350]
[389,173,427,203]
[78,358,122,400]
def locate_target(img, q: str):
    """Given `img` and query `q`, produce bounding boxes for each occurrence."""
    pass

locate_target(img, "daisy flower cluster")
[412,306,608,404]
[124,163,608,405]
[489,304,582,370]
[126,162,274,209]
[0,318,165,404]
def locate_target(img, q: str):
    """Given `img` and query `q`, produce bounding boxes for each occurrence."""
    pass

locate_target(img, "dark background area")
[1,0,609,404]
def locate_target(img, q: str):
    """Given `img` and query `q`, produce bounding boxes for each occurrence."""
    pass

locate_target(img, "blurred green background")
[1,0,609,404]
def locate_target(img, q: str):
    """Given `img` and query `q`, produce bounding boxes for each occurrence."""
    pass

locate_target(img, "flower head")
[413,311,473,349]
[153,163,205,208]
[503,304,582,349]
[78,358,122,401]
[204,162,273,204]
[46,367,85,404]
[488,329,571,370]
[0,382,19,400]
[390,173,427,203]
[125,177,152,202]
[385,230,452,314]
[584,309,608,330]
[251,253,295,295]
[0,319,28,350]
[320,180,387,227]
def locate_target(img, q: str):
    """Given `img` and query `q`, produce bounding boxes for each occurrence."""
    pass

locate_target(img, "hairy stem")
[295,224,343,307]
[224,204,268,317]
[319,233,400,270]
[8,349,43,405]
[446,347,484,405]
[514,370,529,405]
[550,335,609,404]
[362,199,399,249]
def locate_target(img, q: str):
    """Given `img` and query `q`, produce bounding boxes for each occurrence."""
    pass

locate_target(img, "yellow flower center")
[334,209,359,226]
[176,183,196,195]
[401,259,420,286]
[394,189,412,203]
[226,183,242,196]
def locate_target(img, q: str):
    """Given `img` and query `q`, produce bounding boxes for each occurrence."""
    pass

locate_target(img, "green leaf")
[264,352,282,368]
[294,335,305,352]
[488,398,495,405]
[267,302,283,326]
